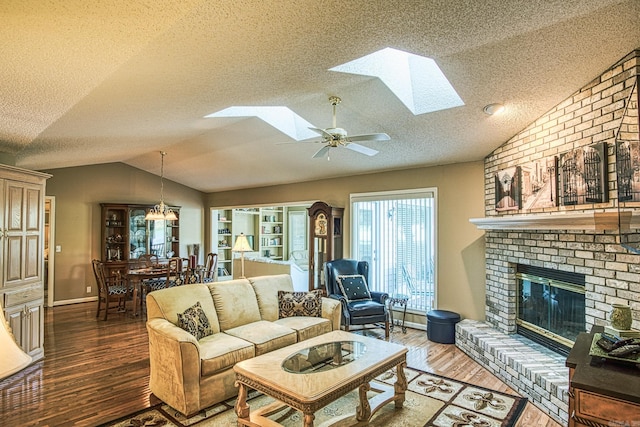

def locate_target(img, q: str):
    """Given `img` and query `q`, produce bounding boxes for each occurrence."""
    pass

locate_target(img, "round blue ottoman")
[427,310,461,344]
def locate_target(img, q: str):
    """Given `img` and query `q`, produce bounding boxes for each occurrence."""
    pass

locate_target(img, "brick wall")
[483,50,639,334]
[455,50,639,425]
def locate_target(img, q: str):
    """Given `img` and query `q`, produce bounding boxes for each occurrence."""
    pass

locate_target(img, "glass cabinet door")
[149,219,171,258]
[129,208,148,259]
[129,207,173,259]
[104,206,128,262]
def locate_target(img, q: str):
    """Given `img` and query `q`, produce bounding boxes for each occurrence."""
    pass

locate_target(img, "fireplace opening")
[516,265,585,356]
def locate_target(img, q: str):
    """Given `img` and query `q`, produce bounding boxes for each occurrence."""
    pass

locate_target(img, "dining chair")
[138,253,159,268]
[143,258,176,292]
[183,253,218,284]
[147,257,188,290]
[92,259,131,320]
[201,252,218,282]
[127,253,160,311]
[150,243,165,257]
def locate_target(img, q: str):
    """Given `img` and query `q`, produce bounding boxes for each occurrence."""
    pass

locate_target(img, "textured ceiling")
[1,0,639,192]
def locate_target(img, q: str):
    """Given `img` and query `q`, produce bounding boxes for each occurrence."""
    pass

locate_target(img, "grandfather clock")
[307,201,344,292]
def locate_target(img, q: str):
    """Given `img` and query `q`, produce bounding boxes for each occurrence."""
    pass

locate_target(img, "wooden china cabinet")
[307,201,343,292]
[0,164,50,361]
[100,203,180,276]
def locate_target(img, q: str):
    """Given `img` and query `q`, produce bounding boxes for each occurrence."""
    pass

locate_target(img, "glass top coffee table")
[233,330,407,427]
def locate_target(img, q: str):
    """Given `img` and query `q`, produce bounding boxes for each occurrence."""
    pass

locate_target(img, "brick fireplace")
[456,50,639,425]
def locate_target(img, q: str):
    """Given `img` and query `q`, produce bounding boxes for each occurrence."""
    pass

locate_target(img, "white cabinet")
[0,164,49,362]
[5,298,43,357]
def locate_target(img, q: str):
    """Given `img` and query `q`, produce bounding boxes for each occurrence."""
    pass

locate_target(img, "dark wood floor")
[0,302,561,427]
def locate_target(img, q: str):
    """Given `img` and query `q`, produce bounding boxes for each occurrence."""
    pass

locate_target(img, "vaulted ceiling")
[2,0,639,192]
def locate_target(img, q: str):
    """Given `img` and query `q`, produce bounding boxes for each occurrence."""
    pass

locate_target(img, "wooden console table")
[566,326,640,426]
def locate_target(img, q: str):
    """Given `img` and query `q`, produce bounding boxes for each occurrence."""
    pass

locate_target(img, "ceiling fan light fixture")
[304,96,389,159]
[483,103,505,115]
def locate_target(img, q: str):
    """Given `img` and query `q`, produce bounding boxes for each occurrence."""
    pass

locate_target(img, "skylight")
[204,106,317,141]
[329,47,464,115]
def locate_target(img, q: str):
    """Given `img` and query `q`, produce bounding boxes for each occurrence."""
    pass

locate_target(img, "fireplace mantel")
[469,211,639,231]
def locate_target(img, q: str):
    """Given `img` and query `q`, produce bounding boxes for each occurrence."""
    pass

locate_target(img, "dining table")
[127,266,168,316]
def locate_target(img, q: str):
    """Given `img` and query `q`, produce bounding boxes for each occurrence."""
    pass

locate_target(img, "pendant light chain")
[145,151,177,221]
[159,151,166,207]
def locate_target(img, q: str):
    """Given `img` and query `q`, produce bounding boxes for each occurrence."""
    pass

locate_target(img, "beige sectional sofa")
[145,274,341,416]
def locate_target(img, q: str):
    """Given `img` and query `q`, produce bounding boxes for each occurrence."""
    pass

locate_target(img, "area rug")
[100,367,527,427]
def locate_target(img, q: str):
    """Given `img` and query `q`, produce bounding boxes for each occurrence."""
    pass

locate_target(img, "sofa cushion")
[146,284,221,334]
[177,301,214,340]
[337,274,372,303]
[199,333,255,376]
[225,320,297,356]
[278,290,323,318]
[249,274,295,321]
[274,317,332,342]
[209,280,261,331]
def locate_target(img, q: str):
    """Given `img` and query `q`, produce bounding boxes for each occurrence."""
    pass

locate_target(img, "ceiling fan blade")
[346,143,379,156]
[308,127,334,139]
[295,137,323,144]
[347,133,390,142]
[312,145,330,159]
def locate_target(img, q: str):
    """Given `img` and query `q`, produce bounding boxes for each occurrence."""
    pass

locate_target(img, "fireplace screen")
[517,272,585,352]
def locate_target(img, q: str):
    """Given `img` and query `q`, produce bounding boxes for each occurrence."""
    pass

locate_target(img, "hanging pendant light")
[145,151,178,221]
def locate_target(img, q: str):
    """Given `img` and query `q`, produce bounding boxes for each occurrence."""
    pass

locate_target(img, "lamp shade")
[232,233,253,252]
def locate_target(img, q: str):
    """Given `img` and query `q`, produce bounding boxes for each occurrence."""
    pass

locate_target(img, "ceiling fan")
[302,96,390,160]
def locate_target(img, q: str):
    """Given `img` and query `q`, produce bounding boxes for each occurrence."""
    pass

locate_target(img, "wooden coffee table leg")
[394,361,407,408]
[303,412,315,427]
[356,382,372,421]
[235,382,250,424]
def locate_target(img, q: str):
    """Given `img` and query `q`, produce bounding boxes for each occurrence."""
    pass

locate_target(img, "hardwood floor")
[0,302,561,427]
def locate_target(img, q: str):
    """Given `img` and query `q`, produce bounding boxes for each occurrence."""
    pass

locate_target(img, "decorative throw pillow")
[278,290,323,318]
[177,301,214,340]
[337,275,372,303]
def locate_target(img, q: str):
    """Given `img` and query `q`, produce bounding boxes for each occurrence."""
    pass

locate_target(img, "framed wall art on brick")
[521,157,558,210]
[559,142,608,206]
[494,166,521,212]
[616,140,640,202]
[615,81,640,203]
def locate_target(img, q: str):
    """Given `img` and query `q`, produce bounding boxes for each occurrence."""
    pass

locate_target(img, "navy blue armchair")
[324,259,389,338]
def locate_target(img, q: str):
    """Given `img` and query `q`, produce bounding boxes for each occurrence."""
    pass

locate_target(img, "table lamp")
[233,233,252,278]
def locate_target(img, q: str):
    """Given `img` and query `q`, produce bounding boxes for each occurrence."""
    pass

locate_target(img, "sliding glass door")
[351,189,436,312]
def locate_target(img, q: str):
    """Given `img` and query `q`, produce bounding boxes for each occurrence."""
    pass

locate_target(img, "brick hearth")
[456,320,568,425]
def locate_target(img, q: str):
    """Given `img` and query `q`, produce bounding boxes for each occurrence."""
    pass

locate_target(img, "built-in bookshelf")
[215,209,233,280]
[213,206,290,279]
[260,207,284,259]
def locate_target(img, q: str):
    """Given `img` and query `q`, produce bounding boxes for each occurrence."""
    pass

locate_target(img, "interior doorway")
[45,196,55,307]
